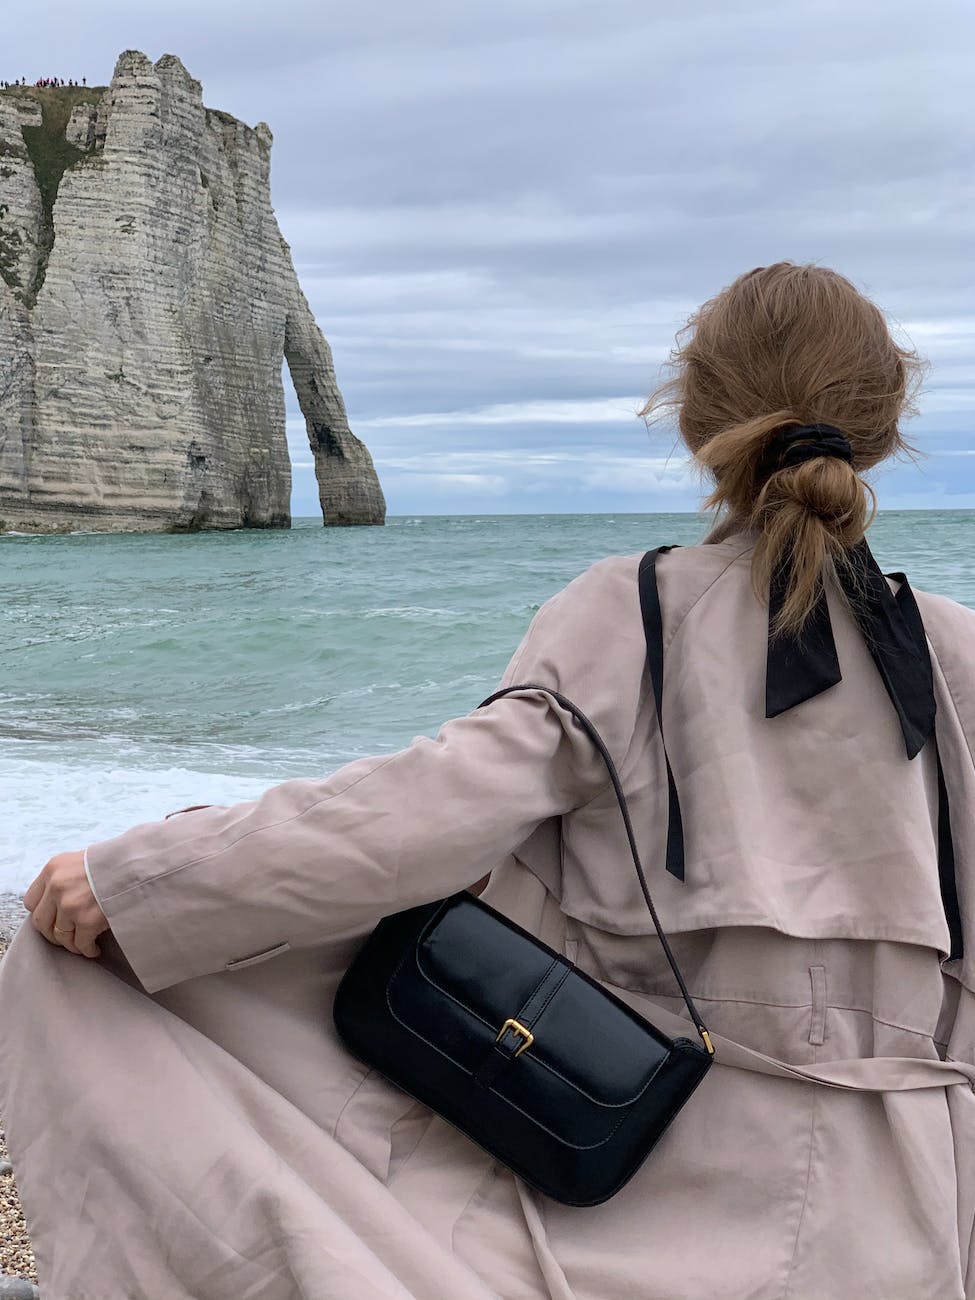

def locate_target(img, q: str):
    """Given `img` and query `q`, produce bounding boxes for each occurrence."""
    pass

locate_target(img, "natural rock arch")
[0,50,385,533]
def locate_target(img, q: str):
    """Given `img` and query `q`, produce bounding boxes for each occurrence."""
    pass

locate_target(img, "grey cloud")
[8,0,974,513]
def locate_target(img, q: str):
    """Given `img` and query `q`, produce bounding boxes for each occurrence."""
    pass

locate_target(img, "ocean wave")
[6,510,974,894]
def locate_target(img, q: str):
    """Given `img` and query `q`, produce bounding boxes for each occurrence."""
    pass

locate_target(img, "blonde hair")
[640,263,926,636]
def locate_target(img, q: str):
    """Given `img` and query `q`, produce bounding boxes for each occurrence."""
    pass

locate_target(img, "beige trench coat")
[3,531,975,1299]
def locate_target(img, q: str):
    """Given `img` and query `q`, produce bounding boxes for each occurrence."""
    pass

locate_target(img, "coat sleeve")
[85,558,642,994]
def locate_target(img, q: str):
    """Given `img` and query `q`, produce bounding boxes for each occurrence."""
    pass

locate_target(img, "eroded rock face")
[0,50,385,532]
[0,98,43,510]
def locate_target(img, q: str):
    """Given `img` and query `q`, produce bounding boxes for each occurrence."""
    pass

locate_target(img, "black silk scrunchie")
[767,423,854,469]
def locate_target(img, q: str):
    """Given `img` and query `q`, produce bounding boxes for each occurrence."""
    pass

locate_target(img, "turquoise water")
[3,511,973,893]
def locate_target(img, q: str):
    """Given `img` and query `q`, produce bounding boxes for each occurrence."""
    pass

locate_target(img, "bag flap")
[412,895,672,1107]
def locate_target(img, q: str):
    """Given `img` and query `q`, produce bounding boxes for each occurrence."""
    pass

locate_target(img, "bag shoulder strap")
[638,546,685,879]
[476,681,714,1056]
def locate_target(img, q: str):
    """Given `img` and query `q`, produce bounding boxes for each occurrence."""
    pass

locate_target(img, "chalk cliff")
[0,51,385,532]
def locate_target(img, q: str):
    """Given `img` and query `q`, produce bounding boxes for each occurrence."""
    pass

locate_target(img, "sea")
[3,511,974,897]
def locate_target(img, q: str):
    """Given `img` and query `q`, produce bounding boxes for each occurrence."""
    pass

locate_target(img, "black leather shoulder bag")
[333,547,713,1207]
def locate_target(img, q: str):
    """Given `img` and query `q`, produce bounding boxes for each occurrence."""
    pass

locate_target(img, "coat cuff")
[90,875,179,995]
[85,804,233,994]
[83,846,103,911]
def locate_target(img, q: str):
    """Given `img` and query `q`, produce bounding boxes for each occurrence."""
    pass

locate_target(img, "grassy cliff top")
[1,84,106,218]
[1,84,108,300]
[0,84,107,103]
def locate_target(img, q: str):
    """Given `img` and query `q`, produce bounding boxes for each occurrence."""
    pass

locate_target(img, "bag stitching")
[383,907,670,1109]
[383,968,672,1151]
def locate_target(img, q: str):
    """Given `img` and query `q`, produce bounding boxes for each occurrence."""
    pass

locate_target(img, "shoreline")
[0,895,28,945]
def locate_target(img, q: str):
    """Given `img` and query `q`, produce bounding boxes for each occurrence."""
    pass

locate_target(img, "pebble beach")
[0,897,40,1297]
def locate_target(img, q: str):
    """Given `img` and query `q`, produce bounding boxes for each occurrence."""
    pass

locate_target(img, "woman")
[3,262,974,1299]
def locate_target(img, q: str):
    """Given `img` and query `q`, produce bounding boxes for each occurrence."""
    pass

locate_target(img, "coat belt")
[603,980,975,1093]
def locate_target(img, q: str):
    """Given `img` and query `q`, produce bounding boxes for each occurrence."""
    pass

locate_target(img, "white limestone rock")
[0,97,44,508]
[0,99,43,299]
[7,97,42,128]
[0,51,385,532]
[65,103,98,149]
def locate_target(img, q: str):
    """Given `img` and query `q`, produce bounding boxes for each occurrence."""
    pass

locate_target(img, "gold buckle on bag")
[496,1018,534,1057]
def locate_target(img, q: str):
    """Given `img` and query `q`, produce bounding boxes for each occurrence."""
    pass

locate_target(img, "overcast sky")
[11,0,975,515]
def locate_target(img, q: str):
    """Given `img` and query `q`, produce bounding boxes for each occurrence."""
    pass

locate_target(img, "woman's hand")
[23,850,110,959]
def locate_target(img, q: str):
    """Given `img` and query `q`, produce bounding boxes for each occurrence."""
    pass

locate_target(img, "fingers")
[71,920,103,959]
[31,894,83,955]
[54,923,87,957]
[24,851,108,958]
[22,872,43,913]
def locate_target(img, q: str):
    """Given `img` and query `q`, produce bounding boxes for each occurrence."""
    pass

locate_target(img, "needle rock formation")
[0,51,385,532]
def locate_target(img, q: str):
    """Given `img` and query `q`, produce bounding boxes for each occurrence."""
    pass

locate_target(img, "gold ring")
[53,924,74,934]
